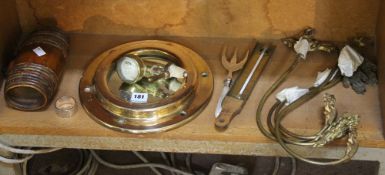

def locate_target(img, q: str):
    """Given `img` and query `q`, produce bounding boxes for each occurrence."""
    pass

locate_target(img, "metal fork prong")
[239,49,249,66]
[221,46,249,79]
[222,46,228,61]
[230,48,239,64]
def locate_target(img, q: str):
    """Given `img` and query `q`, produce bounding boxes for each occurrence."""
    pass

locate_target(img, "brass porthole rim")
[80,98,209,134]
[79,40,213,133]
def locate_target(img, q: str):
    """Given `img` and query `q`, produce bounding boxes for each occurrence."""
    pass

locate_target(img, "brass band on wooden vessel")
[4,28,69,111]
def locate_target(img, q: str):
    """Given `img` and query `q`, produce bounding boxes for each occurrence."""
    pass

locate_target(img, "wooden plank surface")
[0,0,20,85]
[377,0,385,138]
[0,33,383,154]
[16,0,380,41]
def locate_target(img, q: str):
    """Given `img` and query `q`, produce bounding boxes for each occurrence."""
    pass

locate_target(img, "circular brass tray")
[79,40,213,133]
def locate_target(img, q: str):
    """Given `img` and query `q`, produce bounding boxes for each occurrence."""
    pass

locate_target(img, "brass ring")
[79,40,213,133]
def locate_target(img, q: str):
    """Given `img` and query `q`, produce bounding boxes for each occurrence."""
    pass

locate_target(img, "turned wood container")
[4,28,69,111]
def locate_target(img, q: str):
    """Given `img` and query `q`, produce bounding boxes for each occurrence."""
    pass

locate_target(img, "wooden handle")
[215,96,244,131]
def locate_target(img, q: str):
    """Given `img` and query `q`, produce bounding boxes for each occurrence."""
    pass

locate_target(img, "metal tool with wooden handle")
[215,44,273,130]
[215,47,249,117]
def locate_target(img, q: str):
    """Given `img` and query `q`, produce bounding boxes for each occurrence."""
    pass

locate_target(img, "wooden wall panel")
[0,0,21,87]
[16,0,380,41]
[377,0,385,137]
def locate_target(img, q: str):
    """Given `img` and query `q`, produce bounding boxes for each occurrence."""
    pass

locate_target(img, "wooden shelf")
[0,33,383,155]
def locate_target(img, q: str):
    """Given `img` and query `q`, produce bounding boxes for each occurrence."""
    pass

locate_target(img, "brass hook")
[282,27,339,54]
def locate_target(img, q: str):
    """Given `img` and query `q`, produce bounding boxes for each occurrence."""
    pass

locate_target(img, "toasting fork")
[215,46,249,117]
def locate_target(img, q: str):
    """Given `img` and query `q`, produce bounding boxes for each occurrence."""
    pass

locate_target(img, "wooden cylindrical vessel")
[4,28,69,111]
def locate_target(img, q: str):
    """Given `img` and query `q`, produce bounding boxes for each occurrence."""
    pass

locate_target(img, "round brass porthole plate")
[79,40,213,133]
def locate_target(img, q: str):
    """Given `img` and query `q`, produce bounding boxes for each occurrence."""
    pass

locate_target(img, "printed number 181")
[130,93,148,103]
